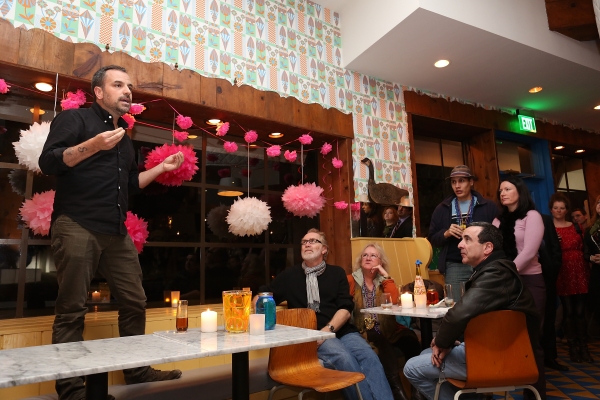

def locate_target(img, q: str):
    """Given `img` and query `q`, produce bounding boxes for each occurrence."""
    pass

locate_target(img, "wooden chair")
[267,308,365,400]
[434,310,541,400]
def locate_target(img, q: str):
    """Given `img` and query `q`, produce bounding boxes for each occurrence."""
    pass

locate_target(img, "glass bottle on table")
[176,300,188,332]
[413,260,427,308]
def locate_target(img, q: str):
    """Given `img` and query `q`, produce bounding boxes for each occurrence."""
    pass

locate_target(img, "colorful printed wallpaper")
[1,0,412,201]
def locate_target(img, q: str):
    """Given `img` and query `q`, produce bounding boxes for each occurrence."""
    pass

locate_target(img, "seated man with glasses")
[258,228,392,400]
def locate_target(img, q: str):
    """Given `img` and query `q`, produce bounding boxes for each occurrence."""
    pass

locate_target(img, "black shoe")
[125,367,182,384]
[544,359,569,371]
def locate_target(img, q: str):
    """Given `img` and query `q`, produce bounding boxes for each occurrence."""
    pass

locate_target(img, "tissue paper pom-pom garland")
[284,150,297,162]
[61,89,87,110]
[19,190,55,236]
[298,134,313,145]
[125,211,149,253]
[224,141,238,153]
[351,202,361,221]
[244,130,258,144]
[207,205,233,239]
[122,113,136,129]
[266,145,281,157]
[173,131,189,142]
[129,103,146,115]
[320,142,332,155]
[334,201,349,210]
[282,183,326,218]
[0,79,10,94]
[216,122,230,136]
[332,157,343,169]
[144,144,199,186]
[176,114,193,130]
[227,197,272,236]
[13,121,51,172]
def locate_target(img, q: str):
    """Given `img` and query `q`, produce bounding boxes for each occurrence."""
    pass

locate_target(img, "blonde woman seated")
[348,243,421,400]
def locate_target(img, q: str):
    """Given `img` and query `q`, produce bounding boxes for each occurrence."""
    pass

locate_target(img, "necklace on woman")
[362,280,379,332]
[454,196,476,229]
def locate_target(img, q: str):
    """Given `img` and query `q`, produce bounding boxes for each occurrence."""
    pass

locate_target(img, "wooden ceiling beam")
[545,0,599,41]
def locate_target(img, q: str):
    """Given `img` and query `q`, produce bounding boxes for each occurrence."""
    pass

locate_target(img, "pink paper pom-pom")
[0,79,10,94]
[244,130,258,144]
[266,145,281,157]
[125,211,149,253]
[298,134,313,145]
[282,183,326,218]
[321,142,332,155]
[351,202,361,221]
[224,141,238,153]
[129,103,146,115]
[122,113,135,129]
[332,157,344,169]
[176,114,193,130]
[144,144,199,186]
[216,122,230,136]
[173,130,189,142]
[19,190,55,236]
[284,150,297,162]
[61,89,86,110]
[334,201,349,210]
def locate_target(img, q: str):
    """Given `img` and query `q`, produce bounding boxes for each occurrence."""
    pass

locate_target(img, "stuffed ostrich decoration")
[360,158,408,205]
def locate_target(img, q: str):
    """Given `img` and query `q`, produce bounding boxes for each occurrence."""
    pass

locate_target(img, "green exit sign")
[518,115,536,133]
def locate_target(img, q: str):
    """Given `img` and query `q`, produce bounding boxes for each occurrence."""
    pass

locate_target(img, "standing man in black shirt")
[40,65,184,400]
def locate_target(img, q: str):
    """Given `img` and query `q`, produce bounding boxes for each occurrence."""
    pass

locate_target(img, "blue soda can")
[256,292,276,330]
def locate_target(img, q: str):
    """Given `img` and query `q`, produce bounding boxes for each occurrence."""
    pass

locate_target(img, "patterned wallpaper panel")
[1,0,412,201]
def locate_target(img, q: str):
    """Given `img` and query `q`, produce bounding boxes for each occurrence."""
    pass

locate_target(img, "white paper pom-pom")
[226,197,272,237]
[13,122,51,173]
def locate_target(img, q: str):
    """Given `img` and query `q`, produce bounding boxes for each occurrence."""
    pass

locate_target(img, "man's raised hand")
[95,128,125,150]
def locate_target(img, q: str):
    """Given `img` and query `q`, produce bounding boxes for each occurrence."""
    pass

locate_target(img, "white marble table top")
[361,305,449,319]
[0,325,333,389]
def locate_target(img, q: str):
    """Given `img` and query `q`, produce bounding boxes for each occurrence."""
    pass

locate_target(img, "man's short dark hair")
[572,207,587,216]
[91,65,127,96]
[468,222,503,251]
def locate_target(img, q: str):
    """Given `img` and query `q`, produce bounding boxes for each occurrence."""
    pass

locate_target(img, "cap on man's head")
[398,196,413,208]
[447,165,474,180]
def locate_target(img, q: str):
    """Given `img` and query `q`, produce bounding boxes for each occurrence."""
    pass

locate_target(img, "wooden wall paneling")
[122,54,164,96]
[406,113,420,236]
[42,32,74,76]
[237,83,268,121]
[0,20,19,64]
[17,29,47,71]
[163,67,202,104]
[72,43,104,79]
[583,155,600,209]
[466,130,499,201]
[199,74,218,108]
[215,80,242,114]
[545,0,599,41]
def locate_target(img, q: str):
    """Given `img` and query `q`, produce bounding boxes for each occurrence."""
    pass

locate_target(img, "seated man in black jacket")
[404,222,544,400]
[258,229,392,400]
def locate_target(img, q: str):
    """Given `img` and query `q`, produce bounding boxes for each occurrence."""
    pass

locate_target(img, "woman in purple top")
[493,177,546,329]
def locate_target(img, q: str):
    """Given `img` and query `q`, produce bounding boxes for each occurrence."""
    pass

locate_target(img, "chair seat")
[271,367,365,393]
[446,378,467,389]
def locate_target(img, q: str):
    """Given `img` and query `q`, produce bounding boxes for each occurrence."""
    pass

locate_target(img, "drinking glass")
[460,282,466,298]
[380,293,393,309]
[444,284,455,307]
[223,290,252,333]
[176,300,188,332]
[426,288,439,305]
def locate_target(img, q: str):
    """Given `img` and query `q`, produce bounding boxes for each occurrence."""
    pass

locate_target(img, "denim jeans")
[445,262,473,300]
[403,344,467,400]
[318,332,393,400]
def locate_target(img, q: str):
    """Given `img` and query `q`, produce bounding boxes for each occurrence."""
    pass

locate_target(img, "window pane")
[205,246,254,303]
[553,155,568,189]
[414,138,441,166]
[497,141,533,175]
[1,168,24,240]
[206,137,264,187]
[441,140,463,167]
[565,159,586,191]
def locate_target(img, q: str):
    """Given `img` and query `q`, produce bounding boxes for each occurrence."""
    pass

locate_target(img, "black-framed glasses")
[361,253,380,259]
[301,238,322,246]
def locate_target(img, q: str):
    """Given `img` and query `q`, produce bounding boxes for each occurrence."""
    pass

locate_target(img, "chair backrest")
[267,309,322,379]
[463,310,538,387]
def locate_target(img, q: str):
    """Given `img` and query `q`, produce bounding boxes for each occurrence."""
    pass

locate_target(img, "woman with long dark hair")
[493,177,546,327]
[550,192,591,362]
[584,196,600,343]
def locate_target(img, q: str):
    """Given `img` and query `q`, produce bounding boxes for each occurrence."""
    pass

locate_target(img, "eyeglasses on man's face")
[361,253,380,259]
[301,238,322,246]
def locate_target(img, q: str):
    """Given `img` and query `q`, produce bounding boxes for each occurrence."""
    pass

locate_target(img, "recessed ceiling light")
[594,105,600,110]
[35,82,53,92]
[554,146,564,150]
[249,144,258,147]
[206,119,221,125]
[187,134,198,139]
[269,132,283,138]
[575,149,585,153]
[528,87,543,93]
[29,108,46,115]
[434,60,450,68]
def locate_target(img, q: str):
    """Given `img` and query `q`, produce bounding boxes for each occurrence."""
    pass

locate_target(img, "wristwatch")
[326,324,335,332]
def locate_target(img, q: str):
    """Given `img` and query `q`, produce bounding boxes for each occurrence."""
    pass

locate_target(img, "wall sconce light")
[218,177,244,196]
[29,108,46,115]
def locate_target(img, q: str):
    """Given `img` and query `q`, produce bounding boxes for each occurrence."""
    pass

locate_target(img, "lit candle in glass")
[249,314,265,335]
[171,291,180,308]
[400,292,413,308]
[415,293,428,308]
[201,309,218,332]
[91,291,101,302]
